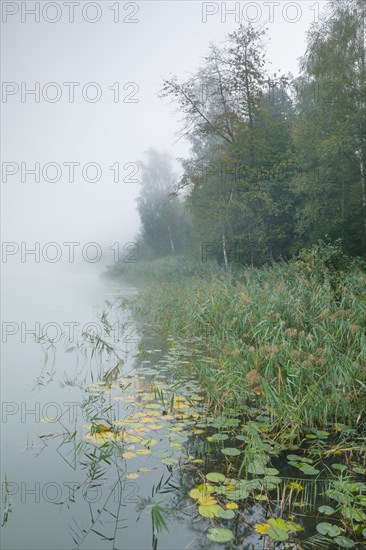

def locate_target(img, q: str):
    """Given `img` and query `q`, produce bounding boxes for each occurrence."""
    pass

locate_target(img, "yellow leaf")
[122,451,136,459]
[287,481,304,491]
[226,502,238,510]
[136,448,152,455]
[96,423,111,432]
[140,417,154,423]
[197,495,217,506]
[127,472,139,479]
[255,523,271,535]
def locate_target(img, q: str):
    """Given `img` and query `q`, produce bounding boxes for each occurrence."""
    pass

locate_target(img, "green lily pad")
[161,457,178,466]
[217,508,235,519]
[207,528,234,543]
[316,522,341,537]
[318,505,336,515]
[333,536,355,548]
[247,462,267,475]
[266,527,288,542]
[212,433,229,441]
[198,504,222,518]
[221,447,241,456]
[206,472,226,483]
[299,464,320,475]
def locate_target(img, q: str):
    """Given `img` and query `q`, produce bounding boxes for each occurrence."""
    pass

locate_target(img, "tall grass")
[109,254,366,434]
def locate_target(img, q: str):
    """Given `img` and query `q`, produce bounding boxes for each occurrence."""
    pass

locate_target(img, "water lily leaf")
[316,522,341,537]
[212,433,229,441]
[266,527,288,541]
[207,528,234,543]
[226,490,246,500]
[136,448,152,455]
[255,494,269,500]
[189,484,215,500]
[247,462,267,475]
[268,518,288,531]
[299,464,320,475]
[226,502,238,510]
[198,504,222,518]
[287,454,302,461]
[217,508,235,519]
[333,536,355,548]
[318,505,336,515]
[153,449,172,458]
[197,495,217,506]
[161,457,178,466]
[264,467,280,476]
[122,451,136,459]
[143,438,158,447]
[206,472,226,483]
[221,447,241,456]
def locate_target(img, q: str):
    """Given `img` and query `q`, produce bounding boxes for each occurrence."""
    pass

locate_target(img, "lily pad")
[318,505,336,515]
[221,447,241,457]
[266,527,288,542]
[316,522,341,537]
[212,433,229,441]
[333,536,355,548]
[207,528,234,543]
[161,457,178,466]
[217,508,235,519]
[198,504,222,518]
[206,472,226,483]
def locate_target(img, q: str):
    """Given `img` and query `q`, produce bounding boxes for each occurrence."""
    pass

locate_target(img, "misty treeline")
[137,0,365,266]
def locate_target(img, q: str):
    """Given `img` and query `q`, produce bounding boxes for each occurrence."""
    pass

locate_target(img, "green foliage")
[155,2,366,264]
[130,256,366,433]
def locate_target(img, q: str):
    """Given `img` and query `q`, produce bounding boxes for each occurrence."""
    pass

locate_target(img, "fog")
[2,1,318,265]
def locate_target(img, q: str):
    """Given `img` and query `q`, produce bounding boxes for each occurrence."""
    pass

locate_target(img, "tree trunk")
[222,233,228,269]
[167,225,175,255]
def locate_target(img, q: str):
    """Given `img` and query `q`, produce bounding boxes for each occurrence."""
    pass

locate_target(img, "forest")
[132,0,365,265]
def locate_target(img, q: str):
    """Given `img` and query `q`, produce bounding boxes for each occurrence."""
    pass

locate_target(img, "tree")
[136,150,191,259]
[293,0,366,255]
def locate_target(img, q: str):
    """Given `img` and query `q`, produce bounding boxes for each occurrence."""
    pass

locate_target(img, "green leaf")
[287,454,302,461]
[221,447,241,456]
[212,433,229,441]
[217,508,235,519]
[318,505,336,515]
[266,527,288,541]
[161,457,178,466]
[345,508,366,522]
[206,528,234,543]
[333,536,355,548]
[198,504,222,518]
[316,522,341,537]
[206,472,226,483]
[247,461,267,475]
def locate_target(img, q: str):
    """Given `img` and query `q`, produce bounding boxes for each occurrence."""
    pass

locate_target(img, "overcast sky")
[2,0,328,258]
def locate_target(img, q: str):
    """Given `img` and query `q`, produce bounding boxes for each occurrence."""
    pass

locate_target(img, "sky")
[1,0,328,262]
